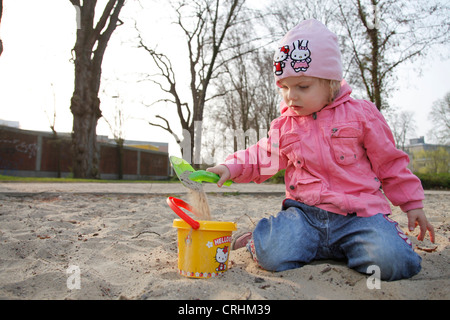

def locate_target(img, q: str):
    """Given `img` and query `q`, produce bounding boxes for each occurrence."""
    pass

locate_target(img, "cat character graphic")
[273,45,290,76]
[290,39,311,72]
[215,246,229,272]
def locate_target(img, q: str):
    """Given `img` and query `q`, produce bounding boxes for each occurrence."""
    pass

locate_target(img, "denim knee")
[343,214,422,281]
[350,243,422,281]
[251,207,318,272]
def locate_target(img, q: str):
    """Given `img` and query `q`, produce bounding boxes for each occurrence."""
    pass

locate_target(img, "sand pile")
[0,184,448,300]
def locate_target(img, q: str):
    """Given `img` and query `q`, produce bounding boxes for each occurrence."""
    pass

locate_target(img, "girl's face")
[279,76,330,116]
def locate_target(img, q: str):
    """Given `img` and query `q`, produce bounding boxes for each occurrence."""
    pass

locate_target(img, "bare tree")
[263,0,449,111]
[69,0,125,178]
[386,109,416,150]
[337,0,450,110]
[264,0,339,37]
[45,83,62,178]
[252,49,280,133]
[217,52,256,140]
[137,0,250,166]
[428,92,450,145]
[102,92,126,180]
[211,48,279,153]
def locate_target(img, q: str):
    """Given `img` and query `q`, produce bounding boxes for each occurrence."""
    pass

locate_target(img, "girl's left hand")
[406,208,435,243]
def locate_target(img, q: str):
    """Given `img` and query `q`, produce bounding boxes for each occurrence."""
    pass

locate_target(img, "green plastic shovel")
[169,156,232,189]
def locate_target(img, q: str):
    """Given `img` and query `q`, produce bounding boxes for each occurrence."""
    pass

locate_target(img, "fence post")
[35,135,43,173]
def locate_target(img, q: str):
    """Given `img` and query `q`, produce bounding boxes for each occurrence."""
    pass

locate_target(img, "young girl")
[207,19,435,281]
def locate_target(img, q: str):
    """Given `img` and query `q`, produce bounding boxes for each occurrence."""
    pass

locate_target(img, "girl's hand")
[206,165,231,187]
[406,208,435,243]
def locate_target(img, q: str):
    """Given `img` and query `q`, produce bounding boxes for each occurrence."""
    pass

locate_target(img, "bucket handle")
[166,197,200,230]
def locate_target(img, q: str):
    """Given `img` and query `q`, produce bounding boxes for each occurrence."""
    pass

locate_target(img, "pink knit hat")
[273,19,343,86]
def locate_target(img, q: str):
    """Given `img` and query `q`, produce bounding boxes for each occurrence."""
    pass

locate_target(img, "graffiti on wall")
[0,138,38,158]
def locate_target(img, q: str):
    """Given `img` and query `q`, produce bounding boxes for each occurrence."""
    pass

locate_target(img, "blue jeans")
[247,199,421,281]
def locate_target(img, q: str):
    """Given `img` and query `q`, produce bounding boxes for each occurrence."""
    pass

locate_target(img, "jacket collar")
[280,79,352,117]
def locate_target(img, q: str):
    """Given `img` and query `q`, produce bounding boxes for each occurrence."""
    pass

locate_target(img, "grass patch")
[0,174,176,184]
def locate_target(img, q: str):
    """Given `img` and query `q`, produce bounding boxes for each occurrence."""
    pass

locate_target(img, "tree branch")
[148,115,181,143]
[0,0,3,56]
[135,19,194,129]
[91,0,125,93]
[89,0,116,49]
[338,0,373,100]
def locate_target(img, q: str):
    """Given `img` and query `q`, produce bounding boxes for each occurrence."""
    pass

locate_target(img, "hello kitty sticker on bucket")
[214,246,229,272]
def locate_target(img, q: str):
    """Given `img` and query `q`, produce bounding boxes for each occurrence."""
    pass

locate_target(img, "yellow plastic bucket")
[173,219,237,278]
[167,196,237,279]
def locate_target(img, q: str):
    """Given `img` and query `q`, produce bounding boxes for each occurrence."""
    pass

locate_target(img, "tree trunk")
[69,0,124,178]
[71,51,102,179]
[116,138,124,180]
[0,0,3,56]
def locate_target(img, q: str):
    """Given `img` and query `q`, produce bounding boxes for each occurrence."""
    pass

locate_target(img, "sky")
[0,0,449,159]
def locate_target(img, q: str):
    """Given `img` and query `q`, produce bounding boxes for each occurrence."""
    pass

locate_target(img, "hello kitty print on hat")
[291,39,311,72]
[273,19,343,86]
[273,45,290,76]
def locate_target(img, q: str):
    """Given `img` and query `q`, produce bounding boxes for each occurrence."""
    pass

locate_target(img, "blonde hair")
[277,76,341,104]
[319,79,341,103]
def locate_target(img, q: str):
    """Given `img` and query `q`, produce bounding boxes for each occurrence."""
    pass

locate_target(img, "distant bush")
[414,172,450,190]
[265,168,450,190]
[267,169,285,184]
[265,169,449,190]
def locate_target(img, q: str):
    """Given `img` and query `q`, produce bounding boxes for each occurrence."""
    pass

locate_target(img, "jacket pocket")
[330,126,362,166]
[280,134,303,168]
[288,175,323,206]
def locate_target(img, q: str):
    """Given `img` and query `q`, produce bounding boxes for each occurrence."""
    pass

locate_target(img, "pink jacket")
[224,80,424,217]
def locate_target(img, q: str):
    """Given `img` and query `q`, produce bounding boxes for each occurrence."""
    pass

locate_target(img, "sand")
[0,182,448,300]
